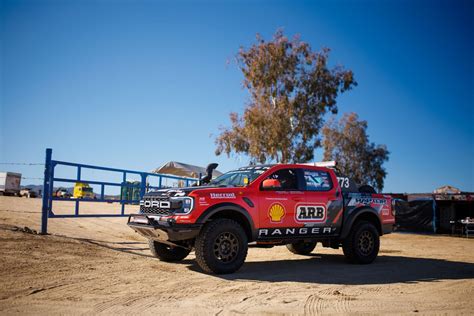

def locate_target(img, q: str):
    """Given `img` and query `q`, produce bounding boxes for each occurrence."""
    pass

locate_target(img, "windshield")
[210,166,271,187]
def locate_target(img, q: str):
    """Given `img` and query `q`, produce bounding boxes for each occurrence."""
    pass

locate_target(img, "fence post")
[75,166,81,216]
[41,148,52,235]
[140,173,147,199]
[121,172,126,215]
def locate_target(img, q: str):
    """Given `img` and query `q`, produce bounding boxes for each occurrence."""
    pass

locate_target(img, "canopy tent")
[151,161,223,179]
[434,185,461,194]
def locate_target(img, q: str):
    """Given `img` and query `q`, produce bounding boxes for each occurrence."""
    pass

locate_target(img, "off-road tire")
[342,220,380,264]
[148,240,191,262]
[286,241,317,255]
[195,218,248,274]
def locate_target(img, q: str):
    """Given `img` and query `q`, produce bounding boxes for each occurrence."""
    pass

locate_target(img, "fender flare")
[196,203,257,240]
[340,207,382,239]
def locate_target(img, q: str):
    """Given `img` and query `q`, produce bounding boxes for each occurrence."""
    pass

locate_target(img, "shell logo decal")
[269,203,285,223]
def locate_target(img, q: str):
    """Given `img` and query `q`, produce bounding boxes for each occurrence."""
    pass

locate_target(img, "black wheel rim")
[213,232,239,263]
[358,231,374,255]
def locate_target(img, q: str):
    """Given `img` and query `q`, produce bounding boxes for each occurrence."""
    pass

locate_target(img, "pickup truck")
[128,163,395,274]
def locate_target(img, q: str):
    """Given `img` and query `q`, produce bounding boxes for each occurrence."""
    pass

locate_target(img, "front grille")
[140,196,172,216]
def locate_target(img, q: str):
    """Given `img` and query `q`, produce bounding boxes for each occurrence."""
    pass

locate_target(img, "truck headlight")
[170,197,194,215]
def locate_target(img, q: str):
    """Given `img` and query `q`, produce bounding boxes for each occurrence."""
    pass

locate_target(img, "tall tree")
[215,30,356,164]
[322,113,390,191]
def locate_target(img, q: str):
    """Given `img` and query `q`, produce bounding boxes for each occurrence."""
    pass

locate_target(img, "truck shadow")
[77,238,155,258]
[194,254,474,285]
[34,228,474,285]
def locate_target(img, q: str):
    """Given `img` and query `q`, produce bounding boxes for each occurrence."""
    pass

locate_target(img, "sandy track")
[0,196,473,315]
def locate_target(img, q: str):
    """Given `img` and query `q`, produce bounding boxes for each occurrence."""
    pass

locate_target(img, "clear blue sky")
[1,0,473,193]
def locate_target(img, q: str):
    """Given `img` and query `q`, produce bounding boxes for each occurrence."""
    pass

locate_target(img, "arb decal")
[295,204,327,222]
[269,203,285,222]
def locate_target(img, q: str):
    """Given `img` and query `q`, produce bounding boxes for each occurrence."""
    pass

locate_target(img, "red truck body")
[128,164,395,273]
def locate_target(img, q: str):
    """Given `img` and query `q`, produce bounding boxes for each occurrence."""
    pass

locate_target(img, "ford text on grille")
[140,200,171,208]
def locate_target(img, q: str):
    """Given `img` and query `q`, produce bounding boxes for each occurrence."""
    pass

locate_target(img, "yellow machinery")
[73,182,95,199]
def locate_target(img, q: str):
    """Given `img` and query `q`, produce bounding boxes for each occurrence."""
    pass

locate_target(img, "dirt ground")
[0,196,473,315]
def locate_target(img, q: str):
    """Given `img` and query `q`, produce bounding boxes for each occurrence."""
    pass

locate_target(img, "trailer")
[0,172,22,196]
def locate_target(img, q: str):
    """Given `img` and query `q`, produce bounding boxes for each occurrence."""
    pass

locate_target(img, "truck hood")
[144,185,218,198]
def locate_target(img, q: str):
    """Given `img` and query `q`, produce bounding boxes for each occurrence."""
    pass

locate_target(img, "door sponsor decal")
[268,203,285,223]
[295,204,327,222]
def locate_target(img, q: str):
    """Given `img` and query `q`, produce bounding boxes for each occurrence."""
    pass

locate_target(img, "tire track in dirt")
[93,295,152,314]
[332,292,356,314]
[304,294,326,314]
[304,287,359,314]
[304,294,320,315]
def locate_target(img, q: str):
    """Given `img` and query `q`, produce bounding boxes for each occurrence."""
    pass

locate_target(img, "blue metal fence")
[40,148,198,234]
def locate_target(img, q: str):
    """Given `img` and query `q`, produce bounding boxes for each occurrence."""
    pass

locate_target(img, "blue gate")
[40,148,198,234]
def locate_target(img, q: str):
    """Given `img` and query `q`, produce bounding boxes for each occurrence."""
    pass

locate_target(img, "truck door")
[299,168,343,235]
[257,168,304,237]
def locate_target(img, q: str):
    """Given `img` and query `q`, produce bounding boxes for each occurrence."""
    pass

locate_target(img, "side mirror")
[262,179,281,190]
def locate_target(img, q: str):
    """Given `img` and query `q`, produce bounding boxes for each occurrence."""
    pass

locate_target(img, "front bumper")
[127,214,201,242]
